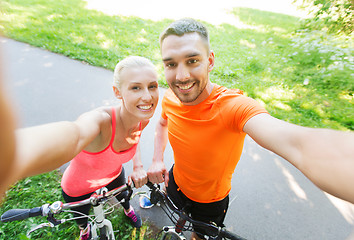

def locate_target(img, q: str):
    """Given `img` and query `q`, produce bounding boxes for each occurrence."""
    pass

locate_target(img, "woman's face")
[116,66,159,120]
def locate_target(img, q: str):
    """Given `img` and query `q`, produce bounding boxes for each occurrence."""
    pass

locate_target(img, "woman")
[61,56,159,239]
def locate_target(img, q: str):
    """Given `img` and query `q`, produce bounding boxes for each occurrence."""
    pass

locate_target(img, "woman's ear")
[112,86,122,99]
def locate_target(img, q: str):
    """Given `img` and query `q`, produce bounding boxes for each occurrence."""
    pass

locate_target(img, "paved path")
[2,38,354,240]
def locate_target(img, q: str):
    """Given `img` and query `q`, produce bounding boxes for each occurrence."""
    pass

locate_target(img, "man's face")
[161,33,214,105]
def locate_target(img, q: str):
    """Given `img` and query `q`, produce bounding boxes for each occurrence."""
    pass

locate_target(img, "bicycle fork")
[92,204,115,240]
[162,216,187,240]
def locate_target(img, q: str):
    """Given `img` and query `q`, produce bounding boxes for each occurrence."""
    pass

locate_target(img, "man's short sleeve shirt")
[161,84,268,203]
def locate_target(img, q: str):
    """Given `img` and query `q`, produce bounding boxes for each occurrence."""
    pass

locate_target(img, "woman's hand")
[128,165,147,188]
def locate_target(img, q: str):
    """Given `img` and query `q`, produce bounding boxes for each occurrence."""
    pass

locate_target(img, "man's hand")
[128,166,148,188]
[147,161,169,187]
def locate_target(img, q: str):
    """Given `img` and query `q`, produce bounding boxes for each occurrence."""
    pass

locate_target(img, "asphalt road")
[2,38,353,240]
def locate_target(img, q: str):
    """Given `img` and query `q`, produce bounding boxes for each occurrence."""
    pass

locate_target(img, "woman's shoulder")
[78,106,114,126]
[92,106,119,118]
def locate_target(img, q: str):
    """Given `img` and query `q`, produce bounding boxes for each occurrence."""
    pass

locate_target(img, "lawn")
[0,0,353,239]
[1,0,353,130]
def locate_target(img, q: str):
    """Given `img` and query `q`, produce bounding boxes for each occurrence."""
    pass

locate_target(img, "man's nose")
[176,64,190,81]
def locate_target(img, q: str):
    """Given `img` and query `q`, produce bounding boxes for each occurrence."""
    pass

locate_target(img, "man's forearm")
[298,128,354,204]
[152,120,168,162]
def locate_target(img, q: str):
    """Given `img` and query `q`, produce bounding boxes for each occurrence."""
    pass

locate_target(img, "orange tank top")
[61,107,141,197]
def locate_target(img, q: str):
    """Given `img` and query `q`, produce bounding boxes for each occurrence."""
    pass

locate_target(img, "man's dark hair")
[159,18,210,52]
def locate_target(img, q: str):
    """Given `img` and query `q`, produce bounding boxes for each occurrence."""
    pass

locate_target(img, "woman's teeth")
[138,105,152,110]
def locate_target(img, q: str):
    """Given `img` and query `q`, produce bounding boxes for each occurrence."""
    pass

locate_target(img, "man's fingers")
[164,169,169,187]
[148,171,164,184]
[157,172,165,183]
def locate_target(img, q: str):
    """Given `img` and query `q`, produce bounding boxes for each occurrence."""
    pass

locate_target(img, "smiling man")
[147,18,354,240]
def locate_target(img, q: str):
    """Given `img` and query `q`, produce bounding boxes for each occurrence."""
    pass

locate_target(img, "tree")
[295,0,353,34]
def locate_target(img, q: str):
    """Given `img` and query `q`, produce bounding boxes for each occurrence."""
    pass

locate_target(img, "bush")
[295,0,353,35]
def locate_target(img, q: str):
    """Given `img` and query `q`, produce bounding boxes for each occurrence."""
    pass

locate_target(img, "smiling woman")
[0,55,159,239]
[60,56,159,238]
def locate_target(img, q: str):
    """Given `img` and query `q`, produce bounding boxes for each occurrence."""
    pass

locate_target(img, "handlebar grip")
[146,182,162,205]
[1,207,42,222]
[220,228,247,240]
[146,181,155,189]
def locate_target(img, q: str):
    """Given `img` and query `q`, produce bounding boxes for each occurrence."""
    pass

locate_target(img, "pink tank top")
[61,108,141,197]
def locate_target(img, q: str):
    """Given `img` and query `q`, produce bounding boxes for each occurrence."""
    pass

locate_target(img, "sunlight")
[275,158,354,224]
[324,193,354,224]
[240,39,256,49]
[273,100,292,111]
[83,0,307,26]
[274,158,308,201]
[260,86,295,101]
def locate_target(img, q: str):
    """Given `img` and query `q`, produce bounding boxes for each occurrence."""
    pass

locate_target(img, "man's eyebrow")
[186,52,201,58]
[162,57,172,62]
[162,52,201,62]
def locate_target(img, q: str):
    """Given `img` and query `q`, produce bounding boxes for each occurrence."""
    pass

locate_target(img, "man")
[147,18,354,240]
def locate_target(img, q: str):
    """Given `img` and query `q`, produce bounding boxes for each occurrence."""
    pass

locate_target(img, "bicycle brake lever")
[26,222,55,237]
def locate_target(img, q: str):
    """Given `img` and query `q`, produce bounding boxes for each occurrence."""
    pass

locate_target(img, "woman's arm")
[0,80,17,197]
[129,143,148,188]
[5,110,110,192]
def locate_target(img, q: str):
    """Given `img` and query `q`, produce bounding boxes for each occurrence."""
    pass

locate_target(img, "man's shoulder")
[214,85,246,102]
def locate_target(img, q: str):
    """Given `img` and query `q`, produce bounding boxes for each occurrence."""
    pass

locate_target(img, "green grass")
[0,0,353,130]
[0,0,353,238]
[0,171,155,239]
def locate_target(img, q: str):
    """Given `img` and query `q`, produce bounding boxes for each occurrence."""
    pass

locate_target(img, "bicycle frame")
[90,187,116,239]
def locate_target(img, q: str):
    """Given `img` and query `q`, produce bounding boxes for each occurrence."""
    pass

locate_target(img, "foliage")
[295,0,353,34]
[0,1,353,238]
[0,0,352,131]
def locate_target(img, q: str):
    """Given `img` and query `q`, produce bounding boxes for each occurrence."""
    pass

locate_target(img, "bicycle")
[1,183,135,239]
[144,182,247,240]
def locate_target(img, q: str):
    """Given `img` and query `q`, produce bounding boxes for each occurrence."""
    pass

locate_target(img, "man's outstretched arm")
[244,113,354,204]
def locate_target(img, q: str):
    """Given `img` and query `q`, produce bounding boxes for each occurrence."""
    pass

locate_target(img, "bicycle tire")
[99,225,109,240]
[161,231,182,240]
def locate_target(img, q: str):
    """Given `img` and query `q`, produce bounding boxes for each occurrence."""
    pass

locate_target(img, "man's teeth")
[139,105,152,110]
[178,82,193,90]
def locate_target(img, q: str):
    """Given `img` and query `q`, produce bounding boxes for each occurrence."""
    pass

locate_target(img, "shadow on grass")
[0,1,352,125]
[1,0,352,132]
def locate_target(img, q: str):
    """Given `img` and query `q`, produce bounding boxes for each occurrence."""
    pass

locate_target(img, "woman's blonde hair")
[113,56,156,89]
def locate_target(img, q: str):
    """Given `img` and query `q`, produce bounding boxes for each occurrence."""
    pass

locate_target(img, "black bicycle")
[145,182,247,240]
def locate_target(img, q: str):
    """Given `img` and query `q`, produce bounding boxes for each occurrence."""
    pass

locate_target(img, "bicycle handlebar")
[1,182,246,240]
[145,182,247,240]
[1,207,43,222]
[1,183,133,223]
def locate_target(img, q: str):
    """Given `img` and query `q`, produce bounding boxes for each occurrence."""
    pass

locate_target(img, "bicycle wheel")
[161,231,182,240]
[99,225,110,240]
